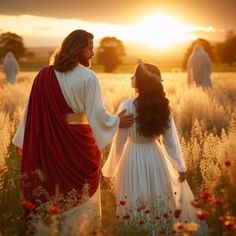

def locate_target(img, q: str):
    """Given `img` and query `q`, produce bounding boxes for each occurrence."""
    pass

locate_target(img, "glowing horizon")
[0,13,218,48]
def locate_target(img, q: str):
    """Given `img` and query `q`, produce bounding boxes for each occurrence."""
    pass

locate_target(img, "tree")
[97,37,126,72]
[216,31,236,66]
[182,38,216,70]
[0,32,26,61]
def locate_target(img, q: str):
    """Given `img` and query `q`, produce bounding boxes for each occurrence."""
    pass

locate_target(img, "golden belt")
[65,113,89,125]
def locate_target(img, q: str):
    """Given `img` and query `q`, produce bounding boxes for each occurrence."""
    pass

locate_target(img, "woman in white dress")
[102,60,208,235]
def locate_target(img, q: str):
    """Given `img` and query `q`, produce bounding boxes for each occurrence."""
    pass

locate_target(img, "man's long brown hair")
[54,29,93,72]
[135,63,170,137]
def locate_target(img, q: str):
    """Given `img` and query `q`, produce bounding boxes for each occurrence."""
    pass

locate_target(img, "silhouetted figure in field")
[187,44,212,88]
[3,52,19,84]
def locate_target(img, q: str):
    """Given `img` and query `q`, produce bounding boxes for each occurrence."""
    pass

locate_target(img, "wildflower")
[137,204,146,212]
[224,219,235,230]
[173,222,184,232]
[174,208,181,218]
[139,220,145,225]
[186,222,199,232]
[145,209,150,214]
[201,191,210,200]
[49,205,59,214]
[22,201,36,210]
[155,216,160,220]
[120,200,126,206]
[224,160,231,167]
[210,197,223,204]
[123,213,130,220]
[115,215,120,219]
[163,212,169,218]
[196,211,207,221]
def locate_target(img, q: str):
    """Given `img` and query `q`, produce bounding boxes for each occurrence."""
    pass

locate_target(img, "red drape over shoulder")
[21,66,100,206]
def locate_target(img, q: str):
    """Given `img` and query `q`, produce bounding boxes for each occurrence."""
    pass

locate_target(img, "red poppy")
[155,216,160,220]
[201,191,210,200]
[49,205,59,214]
[210,197,223,204]
[120,200,126,206]
[139,220,145,225]
[224,160,231,167]
[145,209,150,214]
[163,212,169,218]
[196,211,207,221]
[22,201,36,210]
[174,208,181,218]
[123,213,130,219]
[115,215,120,219]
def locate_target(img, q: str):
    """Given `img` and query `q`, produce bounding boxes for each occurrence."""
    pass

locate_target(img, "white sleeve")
[102,101,128,177]
[84,74,119,150]
[12,103,29,149]
[161,115,187,172]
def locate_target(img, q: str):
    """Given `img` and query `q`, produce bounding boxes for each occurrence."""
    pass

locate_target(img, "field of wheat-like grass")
[0,71,236,235]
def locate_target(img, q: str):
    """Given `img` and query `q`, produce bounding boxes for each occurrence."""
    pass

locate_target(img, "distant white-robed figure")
[3,52,19,84]
[187,44,212,88]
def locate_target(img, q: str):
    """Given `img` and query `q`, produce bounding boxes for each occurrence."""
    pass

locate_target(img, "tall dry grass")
[0,71,236,235]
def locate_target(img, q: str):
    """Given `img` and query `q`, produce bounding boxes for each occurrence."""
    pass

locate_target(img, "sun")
[132,12,195,48]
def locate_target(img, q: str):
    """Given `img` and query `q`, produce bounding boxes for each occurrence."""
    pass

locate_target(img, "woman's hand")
[178,172,186,183]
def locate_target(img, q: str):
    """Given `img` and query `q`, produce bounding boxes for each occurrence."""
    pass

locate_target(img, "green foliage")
[0,32,26,61]
[182,38,216,70]
[97,37,126,72]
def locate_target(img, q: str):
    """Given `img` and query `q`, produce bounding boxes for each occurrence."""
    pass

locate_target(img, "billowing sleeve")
[12,103,29,149]
[102,101,128,177]
[161,115,187,172]
[84,74,120,150]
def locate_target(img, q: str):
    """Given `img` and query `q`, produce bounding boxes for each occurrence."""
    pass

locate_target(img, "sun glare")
[132,13,195,48]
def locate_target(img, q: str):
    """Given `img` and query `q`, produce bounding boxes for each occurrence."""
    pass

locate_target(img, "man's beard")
[79,56,91,67]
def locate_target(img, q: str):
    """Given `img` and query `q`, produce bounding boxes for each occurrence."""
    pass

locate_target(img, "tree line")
[1,31,236,72]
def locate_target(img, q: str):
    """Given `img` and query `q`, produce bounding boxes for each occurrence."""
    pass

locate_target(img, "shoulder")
[73,66,96,78]
[119,98,135,110]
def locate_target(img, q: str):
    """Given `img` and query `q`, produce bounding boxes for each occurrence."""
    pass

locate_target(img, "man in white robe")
[12,29,133,235]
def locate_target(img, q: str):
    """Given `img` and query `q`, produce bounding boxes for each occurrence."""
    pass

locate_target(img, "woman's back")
[122,98,156,143]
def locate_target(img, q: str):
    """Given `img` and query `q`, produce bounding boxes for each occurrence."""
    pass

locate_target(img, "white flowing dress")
[102,98,208,235]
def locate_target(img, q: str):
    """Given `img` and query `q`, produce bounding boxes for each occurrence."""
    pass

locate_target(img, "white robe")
[12,65,119,235]
[102,99,208,235]
[187,44,212,88]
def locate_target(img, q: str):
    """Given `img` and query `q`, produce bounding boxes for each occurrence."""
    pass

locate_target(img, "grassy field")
[9,60,236,73]
[0,70,236,235]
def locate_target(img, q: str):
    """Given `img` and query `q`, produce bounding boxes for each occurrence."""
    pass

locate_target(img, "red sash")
[21,66,100,207]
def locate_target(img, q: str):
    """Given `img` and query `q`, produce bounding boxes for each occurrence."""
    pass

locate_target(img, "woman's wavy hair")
[134,63,170,137]
[54,29,93,72]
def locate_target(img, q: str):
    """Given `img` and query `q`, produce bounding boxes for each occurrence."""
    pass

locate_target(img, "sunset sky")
[0,0,235,49]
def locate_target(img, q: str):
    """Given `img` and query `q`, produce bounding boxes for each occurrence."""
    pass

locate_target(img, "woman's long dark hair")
[54,29,93,72]
[135,63,170,137]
